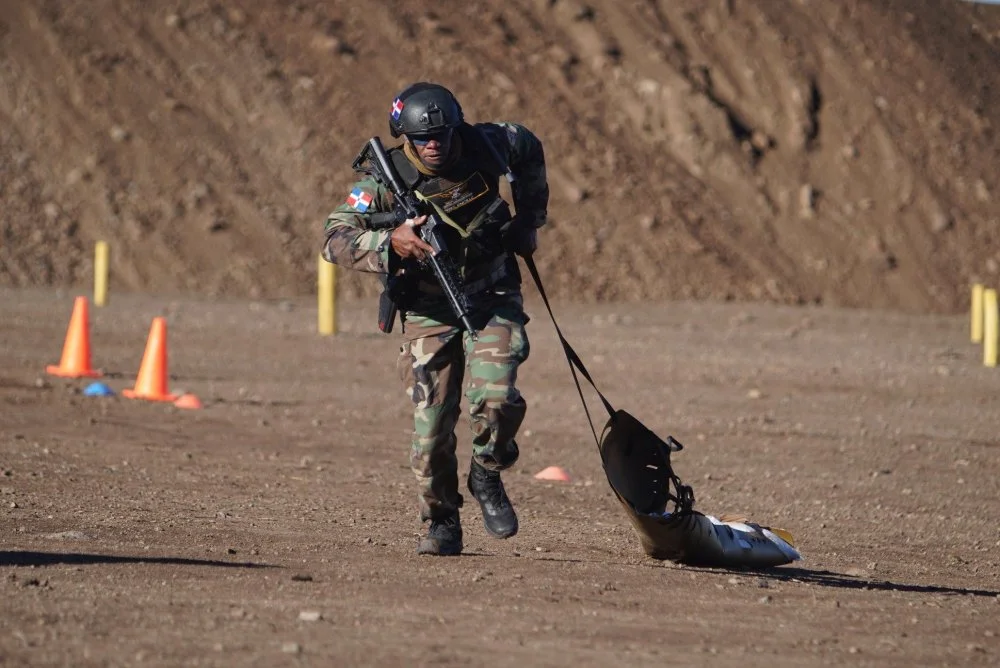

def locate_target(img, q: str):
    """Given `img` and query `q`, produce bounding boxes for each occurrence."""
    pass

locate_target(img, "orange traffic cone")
[123,317,176,402]
[46,296,102,378]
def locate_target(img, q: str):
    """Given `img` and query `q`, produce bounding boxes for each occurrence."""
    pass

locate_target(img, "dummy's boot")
[416,511,463,556]
[467,460,519,539]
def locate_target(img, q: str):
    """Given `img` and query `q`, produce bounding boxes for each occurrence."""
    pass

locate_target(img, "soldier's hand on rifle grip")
[390,215,435,261]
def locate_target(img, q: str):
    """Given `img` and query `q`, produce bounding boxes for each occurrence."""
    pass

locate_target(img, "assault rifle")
[351,137,478,340]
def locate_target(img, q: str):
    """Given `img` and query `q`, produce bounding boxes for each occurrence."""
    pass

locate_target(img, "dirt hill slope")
[1,0,998,312]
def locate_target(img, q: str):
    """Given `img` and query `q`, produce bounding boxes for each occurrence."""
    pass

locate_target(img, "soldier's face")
[408,128,454,168]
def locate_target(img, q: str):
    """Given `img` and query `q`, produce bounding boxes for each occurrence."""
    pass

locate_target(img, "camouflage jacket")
[322,122,547,311]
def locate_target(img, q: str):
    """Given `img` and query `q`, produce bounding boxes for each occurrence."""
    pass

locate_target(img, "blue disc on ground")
[83,382,115,397]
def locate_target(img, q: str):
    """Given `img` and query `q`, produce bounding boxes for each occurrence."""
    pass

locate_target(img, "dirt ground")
[4,1,1000,664]
[2,286,998,667]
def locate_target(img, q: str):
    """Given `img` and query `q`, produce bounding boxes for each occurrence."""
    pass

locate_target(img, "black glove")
[503,217,538,258]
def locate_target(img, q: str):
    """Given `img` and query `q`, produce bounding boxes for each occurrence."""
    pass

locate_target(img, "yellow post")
[971,283,984,343]
[318,254,336,335]
[94,241,109,307]
[984,288,998,368]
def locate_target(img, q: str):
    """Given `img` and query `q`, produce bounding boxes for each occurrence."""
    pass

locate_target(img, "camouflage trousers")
[397,293,530,521]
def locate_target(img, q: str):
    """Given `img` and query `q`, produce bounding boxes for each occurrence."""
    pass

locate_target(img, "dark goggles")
[408,128,454,145]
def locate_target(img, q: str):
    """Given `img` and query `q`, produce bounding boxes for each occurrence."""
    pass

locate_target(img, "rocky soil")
[2,0,999,312]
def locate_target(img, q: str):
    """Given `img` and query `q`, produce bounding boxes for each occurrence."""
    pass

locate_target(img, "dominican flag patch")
[391,98,404,120]
[346,188,373,212]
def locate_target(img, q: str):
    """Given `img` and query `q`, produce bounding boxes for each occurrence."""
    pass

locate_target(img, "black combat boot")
[467,460,519,539]
[416,511,463,556]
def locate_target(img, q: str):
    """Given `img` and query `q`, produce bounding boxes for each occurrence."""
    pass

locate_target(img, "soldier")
[322,82,548,556]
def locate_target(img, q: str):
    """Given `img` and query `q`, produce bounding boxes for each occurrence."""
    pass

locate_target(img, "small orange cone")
[123,317,177,402]
[173,393,203,410]
[534,466,571,482]
[47,296,102,378]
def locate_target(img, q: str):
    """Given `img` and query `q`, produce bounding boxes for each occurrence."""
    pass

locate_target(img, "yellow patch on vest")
[424,172,490,215]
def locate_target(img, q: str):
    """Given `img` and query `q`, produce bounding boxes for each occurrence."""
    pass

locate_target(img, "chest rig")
[388,125,514,279]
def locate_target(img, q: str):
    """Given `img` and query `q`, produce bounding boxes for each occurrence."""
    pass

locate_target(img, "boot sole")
[480,515,518,539]
[417,541,463,556]
[483,525,520,540]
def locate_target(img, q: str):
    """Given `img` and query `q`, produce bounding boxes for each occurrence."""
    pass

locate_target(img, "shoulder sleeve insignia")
[346,187,374,212]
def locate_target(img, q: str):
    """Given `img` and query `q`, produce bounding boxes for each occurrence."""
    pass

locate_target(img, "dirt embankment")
[1,0,998,312]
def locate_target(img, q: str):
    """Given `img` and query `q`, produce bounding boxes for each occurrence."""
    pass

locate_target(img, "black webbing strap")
[523,255,615,448]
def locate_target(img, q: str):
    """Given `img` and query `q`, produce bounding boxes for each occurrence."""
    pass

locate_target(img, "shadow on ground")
[0,550,277,569]
[688,565,1000,598]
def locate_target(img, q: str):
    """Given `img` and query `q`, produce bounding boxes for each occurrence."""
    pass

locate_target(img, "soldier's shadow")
[0,550,276,569]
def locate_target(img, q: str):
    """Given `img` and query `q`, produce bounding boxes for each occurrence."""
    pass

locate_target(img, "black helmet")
[388,82,464,138]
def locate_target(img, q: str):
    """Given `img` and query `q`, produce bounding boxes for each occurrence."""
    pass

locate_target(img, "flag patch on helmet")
[346,188,373,212]
[391,98,404,120]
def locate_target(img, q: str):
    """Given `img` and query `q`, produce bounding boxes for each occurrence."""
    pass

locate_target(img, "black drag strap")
[523,255,615,448]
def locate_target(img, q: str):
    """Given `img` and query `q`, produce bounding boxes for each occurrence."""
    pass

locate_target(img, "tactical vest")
[388,124,517,297]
